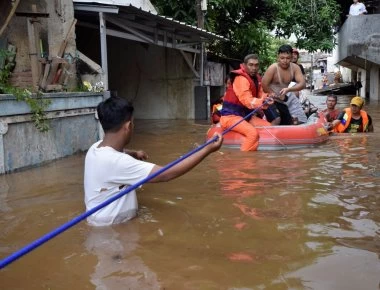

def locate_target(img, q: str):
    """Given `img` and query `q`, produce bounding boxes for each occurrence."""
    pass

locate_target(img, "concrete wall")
[338,15,380,66]
[76,28,196,119]
[0,92,103,173]
[338,14,380,100]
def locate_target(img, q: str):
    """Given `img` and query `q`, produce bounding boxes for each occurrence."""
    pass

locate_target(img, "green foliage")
[0,49,14,84]
[153,0,196,25]
[151,0,341,59]
[271,0,340,52]
[0,49,51,132]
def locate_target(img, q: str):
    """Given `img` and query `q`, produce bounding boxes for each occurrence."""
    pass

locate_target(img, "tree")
[272,0,340,52]
[151,0,341,61]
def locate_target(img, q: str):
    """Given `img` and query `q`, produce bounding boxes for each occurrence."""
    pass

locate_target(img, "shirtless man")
[262,44,307,125]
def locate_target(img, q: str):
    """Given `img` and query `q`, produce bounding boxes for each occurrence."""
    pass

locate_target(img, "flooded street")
[0,95,379,289]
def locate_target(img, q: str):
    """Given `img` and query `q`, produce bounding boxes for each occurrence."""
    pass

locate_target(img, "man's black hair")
[327,94,337,102]
[278,44,293,55]
[244,54,259,64]
[97,95,134,133]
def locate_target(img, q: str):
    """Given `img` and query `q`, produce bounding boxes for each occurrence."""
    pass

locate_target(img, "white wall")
[340,67,352,83]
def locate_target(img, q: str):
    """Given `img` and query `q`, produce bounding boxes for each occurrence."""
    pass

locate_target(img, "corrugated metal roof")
[73,1,226,41]
[121,5,226,40]
[73,0,156,14]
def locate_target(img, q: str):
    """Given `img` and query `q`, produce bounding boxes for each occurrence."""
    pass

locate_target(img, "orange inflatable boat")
[206,112,329,150]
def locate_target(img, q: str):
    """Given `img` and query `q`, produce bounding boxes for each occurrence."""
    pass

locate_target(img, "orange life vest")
[220,64,261,117]
[334,108,369,133]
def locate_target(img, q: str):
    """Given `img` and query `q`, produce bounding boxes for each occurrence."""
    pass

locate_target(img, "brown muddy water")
[0,95,379,290]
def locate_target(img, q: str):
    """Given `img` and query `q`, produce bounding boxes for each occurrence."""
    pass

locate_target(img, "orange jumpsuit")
[220,68,271,151]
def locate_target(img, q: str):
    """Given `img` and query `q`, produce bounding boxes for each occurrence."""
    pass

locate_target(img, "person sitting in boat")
[262,44,307,125]
[291,48,317,119]
[292,48,305,76]
[322,94,340,123]
[330,96,374,133]
[211,76,231,124]
[219,54,273,151]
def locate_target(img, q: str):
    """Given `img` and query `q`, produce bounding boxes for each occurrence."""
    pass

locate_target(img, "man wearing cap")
[331,96,374,133]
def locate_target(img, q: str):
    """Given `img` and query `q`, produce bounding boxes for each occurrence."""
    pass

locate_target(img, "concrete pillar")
[370,65,380,101]
[99,12,109,91]
[0,122,9,174]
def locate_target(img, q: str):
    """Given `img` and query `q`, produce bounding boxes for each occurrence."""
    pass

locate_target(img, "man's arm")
[330,111,345,129]
[288,64,306,93]
[360,3,368,14]
[233,76,266,109]
[148,133,223,183]
[261,64,275,94]
[124,149,148,160]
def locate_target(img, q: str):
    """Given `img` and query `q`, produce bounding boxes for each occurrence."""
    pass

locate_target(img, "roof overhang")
[336,56,375,71]
[73,3,226,54]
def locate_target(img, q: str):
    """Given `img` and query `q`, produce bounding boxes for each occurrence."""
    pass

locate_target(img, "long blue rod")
[0,101,268,269]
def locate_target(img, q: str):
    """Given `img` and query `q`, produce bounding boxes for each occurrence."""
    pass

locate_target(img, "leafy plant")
[0,49,51,132]
[151,0,341,59]
[0,49,14,84]
[272,0,340,52]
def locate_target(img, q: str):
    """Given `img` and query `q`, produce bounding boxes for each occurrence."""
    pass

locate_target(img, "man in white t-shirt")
[348,0,367,16]
[84,96,223,226]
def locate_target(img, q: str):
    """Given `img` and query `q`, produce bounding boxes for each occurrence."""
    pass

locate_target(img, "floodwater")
[1,94,379,290]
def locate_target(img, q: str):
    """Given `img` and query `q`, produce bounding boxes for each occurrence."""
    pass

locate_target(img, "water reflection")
[85,223,161,289]
[0,177,11,212]
[285,246,380,290]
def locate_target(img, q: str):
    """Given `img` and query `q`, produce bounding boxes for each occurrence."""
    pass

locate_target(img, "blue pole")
[0,101,268,269]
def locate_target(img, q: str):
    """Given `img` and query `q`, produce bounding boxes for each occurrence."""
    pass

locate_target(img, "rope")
[0,100,269,269]
[262,126,287,149]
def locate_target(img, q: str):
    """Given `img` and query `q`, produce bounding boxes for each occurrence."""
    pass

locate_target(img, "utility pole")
[195,0,207,86]
[195,0,209,120]
[310,53,314,92]
[195,0,205,29]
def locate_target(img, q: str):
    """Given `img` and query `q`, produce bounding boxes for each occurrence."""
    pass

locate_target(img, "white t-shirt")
[349,3,367,16]
[84,141,155,226]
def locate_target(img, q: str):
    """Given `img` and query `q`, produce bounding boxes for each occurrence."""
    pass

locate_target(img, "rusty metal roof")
[73,1,227,41]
